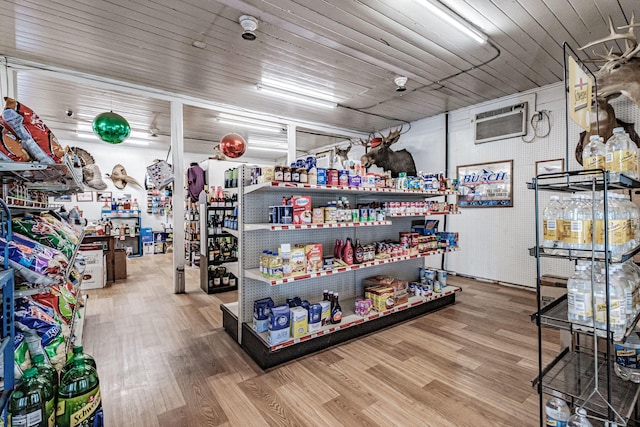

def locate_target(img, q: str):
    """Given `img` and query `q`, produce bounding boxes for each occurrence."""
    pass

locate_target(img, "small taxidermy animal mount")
[357,127,417,178]
[211,144,227,161]
[576,13,640,163]
[67,146,107,190]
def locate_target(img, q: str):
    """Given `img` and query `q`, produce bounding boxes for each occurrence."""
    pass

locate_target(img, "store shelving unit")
[221,165,462,369]
[199,204,238,294]
[101,210,142,257]
[0,199,15,422]
[184,200,200,266]
[530,169,640,426]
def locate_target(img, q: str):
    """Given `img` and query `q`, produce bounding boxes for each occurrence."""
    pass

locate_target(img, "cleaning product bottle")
[32,354,58,427]
[57,359,103,427]
[8,367,48,427]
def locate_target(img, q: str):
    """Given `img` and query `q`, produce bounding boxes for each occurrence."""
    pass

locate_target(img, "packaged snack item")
[292,196,312,224]
[44,334,66,369]
[308,303,322,332]
[33,285,76,324]
[13,332,30,375]
[1,97,64,164]
[14,299,62,346]
[12,215,75,260]
[0,236,65,286]
[0,126,30,161]
[290,246,306,276]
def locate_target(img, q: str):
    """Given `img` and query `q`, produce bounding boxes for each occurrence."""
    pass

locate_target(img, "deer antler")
[618,12,640,59]
[579,16,636,52]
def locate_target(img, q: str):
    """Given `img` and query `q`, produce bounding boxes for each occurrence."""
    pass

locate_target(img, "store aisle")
[81,254,558,426]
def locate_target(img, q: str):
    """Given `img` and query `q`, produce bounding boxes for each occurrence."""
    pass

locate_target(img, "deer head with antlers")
[575,13,640,163]
[358,127,417,177]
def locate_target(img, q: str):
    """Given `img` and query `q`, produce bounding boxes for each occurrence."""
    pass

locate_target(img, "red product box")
[292,195,312,224]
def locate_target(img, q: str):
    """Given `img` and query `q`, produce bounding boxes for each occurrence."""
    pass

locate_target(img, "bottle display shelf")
[244,220,392,232]
[244,181,458,196]
[531,293,640,344]
[533,348,640,426]
[385,211,461,217]
[528,170,640,192]
[222,228,239,238]
[529,244,640,264]
[245,247,460,286]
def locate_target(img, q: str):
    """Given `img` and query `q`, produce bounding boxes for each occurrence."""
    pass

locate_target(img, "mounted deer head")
[333,145,352,169]
[579,13,640,107]
[575,13,640,162]
[358,127,417,178]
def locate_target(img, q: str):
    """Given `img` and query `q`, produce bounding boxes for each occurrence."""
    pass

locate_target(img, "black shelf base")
[202,284,237,295]
[236,292,456,370]
[221,304,239,342]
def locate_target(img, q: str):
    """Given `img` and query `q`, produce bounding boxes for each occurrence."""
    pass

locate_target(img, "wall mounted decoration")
[456,160,513,207]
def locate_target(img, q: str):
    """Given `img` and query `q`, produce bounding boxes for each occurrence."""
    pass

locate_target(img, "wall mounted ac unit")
[474,102,528,144]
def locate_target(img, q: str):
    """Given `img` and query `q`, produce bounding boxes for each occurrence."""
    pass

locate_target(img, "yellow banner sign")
[568,56,593,131]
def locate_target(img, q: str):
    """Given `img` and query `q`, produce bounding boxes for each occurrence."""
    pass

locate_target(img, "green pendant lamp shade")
[92,111,131,144]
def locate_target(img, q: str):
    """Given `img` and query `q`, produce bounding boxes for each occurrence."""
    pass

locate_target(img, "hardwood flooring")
[81,254,559,426]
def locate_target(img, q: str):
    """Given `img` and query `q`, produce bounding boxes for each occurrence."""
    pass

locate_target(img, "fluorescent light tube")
[256,85,338,109]
[218,113,282,127]
[420,0,487,44]
[246,145,288,153]
[260,77,337,102]
[218,119,283,133]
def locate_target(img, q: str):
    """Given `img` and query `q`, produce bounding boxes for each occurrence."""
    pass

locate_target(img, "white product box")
[80,249,105,290]
[143,242,154,256]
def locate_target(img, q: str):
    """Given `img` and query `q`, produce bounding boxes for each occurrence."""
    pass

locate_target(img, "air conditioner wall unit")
[473,102,528,144]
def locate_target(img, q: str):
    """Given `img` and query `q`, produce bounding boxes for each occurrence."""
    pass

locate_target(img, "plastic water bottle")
[594,268,627,340]
[564,195,592,256]
[619,194,639,249]
[543,195,564,254]
[567,407,592,427]
[545,391,570,426]
[602,194,626,261]
[567,264,593,327]
[583,134,607,172]
[606,127,638,180]
[611,264,635,328]
[593,193,606,257]
[615,329,640,383]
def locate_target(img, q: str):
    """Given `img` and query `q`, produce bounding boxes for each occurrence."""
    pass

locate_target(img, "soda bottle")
[32,354,58,427]
[567,407,592,427]
[545,391,570,427]
[57,359,103,427]
[60,345,97,380]
[8,367,47,427]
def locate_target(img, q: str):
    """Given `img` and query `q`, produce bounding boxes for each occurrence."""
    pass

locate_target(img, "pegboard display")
[236,165,461,329]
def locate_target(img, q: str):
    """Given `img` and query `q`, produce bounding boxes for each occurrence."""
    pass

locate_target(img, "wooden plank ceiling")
[0,0,636,158]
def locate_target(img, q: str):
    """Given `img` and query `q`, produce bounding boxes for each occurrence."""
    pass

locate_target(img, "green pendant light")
[92,111,131,144]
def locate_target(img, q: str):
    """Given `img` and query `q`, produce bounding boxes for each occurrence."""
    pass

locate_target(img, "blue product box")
[308,303,322,332]
[269,304,291,331]
[348,175,362,187]
[317,168,327,185]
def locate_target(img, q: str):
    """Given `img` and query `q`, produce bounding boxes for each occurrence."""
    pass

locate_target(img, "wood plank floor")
[81,254,559,426]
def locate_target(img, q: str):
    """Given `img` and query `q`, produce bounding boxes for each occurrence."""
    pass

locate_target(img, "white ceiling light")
[218,113,283,128]
[248,139,288,148]
[261,77,337,102]
[246,145,289,153]
[256,85,338,109]
[419,0,487,44]
[75,131,151,145]
[217,119,283,133]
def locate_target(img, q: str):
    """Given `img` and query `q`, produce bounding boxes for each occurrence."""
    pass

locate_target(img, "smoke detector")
[239,15,259,41]
[394,76,408,92]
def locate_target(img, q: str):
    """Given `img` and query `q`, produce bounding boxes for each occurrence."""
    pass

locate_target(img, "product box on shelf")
[308,303,322,332]
[437,232,459,248]
[319,301,331,325]
[290,306,308,338]
[290,246,307,276]
[253,297,275,333]
[292,196,312,224]
[317,168,327,185]
[364,285,395,311]
[363,275,408,305]
[348,175,362,187]
[268,305,291,345]
[300,243,322,273]
[312,208,324,224]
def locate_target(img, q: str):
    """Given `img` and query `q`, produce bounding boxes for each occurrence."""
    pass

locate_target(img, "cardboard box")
[540,274,568,306]
[290,306,308,338]
[114,249,127,280]
[300,243,322,273]
[80,249,105,290]
[290,246,307,276]
[364,285,395,311]
[292,195,312,224]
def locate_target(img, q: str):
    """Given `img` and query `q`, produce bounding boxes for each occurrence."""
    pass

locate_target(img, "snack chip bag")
[1,97,64,164]
[12,215,75,259]
[44,335,66,369]
[0,126,29,161]
[0,236,64,285]
[15,299,62,346]
[32,285,75,324]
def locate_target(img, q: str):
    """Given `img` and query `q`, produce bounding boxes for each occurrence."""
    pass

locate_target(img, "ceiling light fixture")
[260,77,337,102]
[256,85,338,109]
[419,0,487,44]
[218,113,283,128]
[248,139,288,148]
[246,145,289,153]
[75,131,151,145]
[217,119,283,133]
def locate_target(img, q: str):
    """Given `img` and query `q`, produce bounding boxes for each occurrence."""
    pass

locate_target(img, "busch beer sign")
[456,160,513,207]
